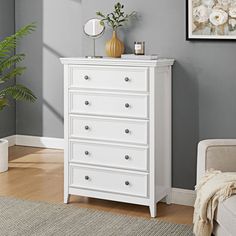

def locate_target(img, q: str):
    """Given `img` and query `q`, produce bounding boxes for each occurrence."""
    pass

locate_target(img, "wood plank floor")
[0,146,193,225]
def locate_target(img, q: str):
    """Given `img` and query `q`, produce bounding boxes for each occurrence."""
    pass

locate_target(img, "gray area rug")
[0,196,193,236]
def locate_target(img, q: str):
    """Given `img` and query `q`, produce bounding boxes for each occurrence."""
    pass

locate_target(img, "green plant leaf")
[0,97,9,110]
[0,84,37,102]
[96,2,136,30]
[100,21,105,26]
[0,54,25,73]
[0,23,36,58]
[96,11,105,18]
[0,22,37,111]
[0,67,26,84]
[118,19,126,23]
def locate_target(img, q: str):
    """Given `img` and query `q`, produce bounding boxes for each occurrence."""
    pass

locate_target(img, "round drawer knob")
[125,103,130,108]
[124,77,130,82]
[125,129,130,134]
[84,75,89,80]
[125,155,130,160]
[85,176,89,180]
[85,101,89,106]
[85,151,89,155]
[125,181,130,186]
[85,126,89,130]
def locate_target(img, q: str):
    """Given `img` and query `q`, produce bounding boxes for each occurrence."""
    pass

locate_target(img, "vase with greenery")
[0,23,37,173]
[96,2,136,58]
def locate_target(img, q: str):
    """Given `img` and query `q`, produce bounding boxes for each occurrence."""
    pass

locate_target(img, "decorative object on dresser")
[83,18,105,58]
[187,0,236,40]
[105,31,124,58]
[60,57,174,217]
[134,42,145,55]
[96,2,136,58]
[121,54,159,60]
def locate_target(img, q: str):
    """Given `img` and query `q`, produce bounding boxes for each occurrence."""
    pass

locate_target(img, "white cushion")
[215,195,236,235]
[213,221,230,236]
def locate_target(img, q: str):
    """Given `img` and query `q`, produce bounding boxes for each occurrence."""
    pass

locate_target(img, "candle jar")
[134,42,145,55]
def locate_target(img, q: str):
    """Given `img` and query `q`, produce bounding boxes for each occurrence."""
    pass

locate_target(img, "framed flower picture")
[187,0,236,40]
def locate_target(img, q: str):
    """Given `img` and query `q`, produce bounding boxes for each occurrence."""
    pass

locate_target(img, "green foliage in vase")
[0,23,37,111]
[96,2,136,31]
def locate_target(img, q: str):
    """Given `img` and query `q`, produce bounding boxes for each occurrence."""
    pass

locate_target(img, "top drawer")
[69,66,149,92]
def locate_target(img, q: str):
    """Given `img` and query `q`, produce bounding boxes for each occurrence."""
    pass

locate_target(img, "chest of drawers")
[60,58,174,217]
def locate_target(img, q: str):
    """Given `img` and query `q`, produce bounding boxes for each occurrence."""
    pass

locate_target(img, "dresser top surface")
[60,57,174,67]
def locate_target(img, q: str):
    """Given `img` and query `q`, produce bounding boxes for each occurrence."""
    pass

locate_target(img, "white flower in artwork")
[209,9,228,26]
[193,5,210,23]
[202,0,215,7]
[229,7,236,17]
[229,18,236,27]
[231,0,236,6]
[217,0,231,6]
[193,0,201,7]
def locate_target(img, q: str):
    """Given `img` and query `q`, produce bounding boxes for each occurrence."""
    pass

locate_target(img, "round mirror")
[84,18,105,38]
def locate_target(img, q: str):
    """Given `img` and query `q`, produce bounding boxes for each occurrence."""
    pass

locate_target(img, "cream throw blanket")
[193,170,236,236]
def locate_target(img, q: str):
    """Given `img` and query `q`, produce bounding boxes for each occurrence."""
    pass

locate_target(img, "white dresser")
[60,58,174,217]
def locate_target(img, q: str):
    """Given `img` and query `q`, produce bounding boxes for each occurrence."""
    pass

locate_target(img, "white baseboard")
[3,134,196,207]
[15,135,64,149]
[4,135,64,149]
[171,188,195,206]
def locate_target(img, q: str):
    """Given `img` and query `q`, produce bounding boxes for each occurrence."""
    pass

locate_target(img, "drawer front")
[69,164,148,197]
[69,115,148,145]
[69,141,149,171]
[69,91,148,119]
[69,66,149,92]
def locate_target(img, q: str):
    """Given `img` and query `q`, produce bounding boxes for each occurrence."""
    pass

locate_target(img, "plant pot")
[105,31,124,58]
[0,139,8,173]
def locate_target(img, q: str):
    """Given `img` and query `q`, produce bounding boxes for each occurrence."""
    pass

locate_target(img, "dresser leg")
[149,204,157,218]
[64,194,70,204]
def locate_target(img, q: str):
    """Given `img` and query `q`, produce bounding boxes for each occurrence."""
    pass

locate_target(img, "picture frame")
[187,0,236,40]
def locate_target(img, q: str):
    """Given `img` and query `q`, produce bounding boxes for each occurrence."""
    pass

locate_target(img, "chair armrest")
[197,139,236,184]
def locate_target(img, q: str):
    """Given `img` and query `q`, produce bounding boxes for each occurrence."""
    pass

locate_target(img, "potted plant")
[0,23,37,173]
[96,2,136,58]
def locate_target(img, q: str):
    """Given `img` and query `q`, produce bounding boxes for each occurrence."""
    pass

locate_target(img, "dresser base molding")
[68,188,150,206]
[66,187,171,217]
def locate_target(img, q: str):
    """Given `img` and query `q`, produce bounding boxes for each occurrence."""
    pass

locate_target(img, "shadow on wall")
[43,43,64,124]
[43,98,64,124]
[16,0,82,138]
[172,61,199,189]
[41,0,82,138]
[16,0,43,137]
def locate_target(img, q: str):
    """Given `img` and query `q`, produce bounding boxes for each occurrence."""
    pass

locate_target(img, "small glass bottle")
[134,42,145,55]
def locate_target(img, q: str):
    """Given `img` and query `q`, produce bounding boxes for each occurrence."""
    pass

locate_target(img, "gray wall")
[0,0,15,138]
[15,0,236,190]
[15,0,82,137]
